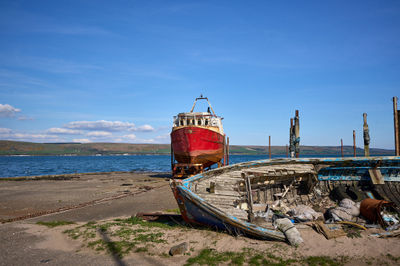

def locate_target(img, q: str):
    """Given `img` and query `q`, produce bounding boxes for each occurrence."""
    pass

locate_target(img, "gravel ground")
[0,172,178,265]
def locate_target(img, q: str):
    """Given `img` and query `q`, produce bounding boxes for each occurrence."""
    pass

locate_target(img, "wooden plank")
[197,193,241,200]
[369,169,384,184]
[243,172,254,222]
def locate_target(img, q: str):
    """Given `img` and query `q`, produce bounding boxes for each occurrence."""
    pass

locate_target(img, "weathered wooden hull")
[171,181,286,241]
[170,156,400,241]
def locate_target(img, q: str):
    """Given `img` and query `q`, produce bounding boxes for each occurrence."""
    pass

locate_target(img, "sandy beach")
[1,172,400,266]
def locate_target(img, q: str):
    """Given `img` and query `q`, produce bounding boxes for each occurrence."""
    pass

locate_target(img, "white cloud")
[122,134,137,141]
[65,120,136,132]
[47,128,82,134]
[2,132,62,142]
[135,138,156,144]
[72,138,91,143]
[13,133,58,140]
[0,127,12,134]
[136,124,155,132]
[0,104,21,117]
[86,131,112,137]
[155,133,170,141]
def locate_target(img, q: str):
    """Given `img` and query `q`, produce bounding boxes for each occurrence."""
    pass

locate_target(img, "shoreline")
[0,171,171,180]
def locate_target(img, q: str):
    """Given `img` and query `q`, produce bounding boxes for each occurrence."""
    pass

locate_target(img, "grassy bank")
[0,140,394,156]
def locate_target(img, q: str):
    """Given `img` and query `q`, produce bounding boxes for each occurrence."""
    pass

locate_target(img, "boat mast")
[190,95,216,116]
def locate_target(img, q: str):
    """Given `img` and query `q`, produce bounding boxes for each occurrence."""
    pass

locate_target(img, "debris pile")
[260,188,400,244]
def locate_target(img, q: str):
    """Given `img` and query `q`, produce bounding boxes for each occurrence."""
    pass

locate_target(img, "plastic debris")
[288,204,323,222]
[382,213,399,225]
[326,198,360,222]
[254,205,273,222]
[339,199,360,217]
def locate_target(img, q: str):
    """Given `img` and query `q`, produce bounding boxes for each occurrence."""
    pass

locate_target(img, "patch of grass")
[342,225,362,239]
[135,247,148,253]
[304,256,343,266]
[185,249,234,266]
[112,227,137,240]
[63,228,81,239]
[63,217,173,258]
[249,254,264,266]
[186,248,309,266]
[116,216,180,229]
[36,221,75,228]
[386,254,400,262]
[165,208,181,214]
[87,239,104,248]
[134,232,166,243]
[105,240,136,258]
[88,239,136,258]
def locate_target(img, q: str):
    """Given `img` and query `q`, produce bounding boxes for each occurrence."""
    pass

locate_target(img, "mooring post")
[227,137,230,165]
[294,110,300,158]
[223,136,226,166]
[170,143,174,176]
[353,130,356,157]
[363,113,370,157]
[394,97,400,156]
[341,139,343,157]
[289,118,294,158]
[269,135,271,159]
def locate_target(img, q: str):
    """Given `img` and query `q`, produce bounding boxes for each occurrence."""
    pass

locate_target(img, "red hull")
[171,127,224,168]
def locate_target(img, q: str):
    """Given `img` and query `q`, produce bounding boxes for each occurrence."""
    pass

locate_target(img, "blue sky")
[0,1,399,149]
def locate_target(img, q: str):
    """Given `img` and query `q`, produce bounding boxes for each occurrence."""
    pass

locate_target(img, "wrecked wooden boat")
[170,156,400,242]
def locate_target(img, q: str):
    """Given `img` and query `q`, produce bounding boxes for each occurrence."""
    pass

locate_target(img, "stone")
[169,242,188,256]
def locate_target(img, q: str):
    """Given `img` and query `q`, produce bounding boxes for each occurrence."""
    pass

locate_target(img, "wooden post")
[170,144,174,176]
[227,137,230,165]
[289,118,294,158]
[268,135,271,159]
[223,136,226,166]
[242,172,254,222]
[286,144,288,158]
[363,113,370,157]
[294,110,300,158]
[394,97,399,156]
[341,139,343,157]
[353,130,356,157]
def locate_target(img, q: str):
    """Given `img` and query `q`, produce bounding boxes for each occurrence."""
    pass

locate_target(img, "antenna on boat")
[190,95,216,116]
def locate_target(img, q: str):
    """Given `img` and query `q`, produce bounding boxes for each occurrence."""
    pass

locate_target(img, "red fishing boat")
[170,96,228,178]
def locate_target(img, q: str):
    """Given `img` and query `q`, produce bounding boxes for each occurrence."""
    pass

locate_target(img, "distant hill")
[0,140,395,156]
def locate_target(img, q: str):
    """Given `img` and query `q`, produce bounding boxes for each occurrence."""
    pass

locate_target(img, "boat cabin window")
[205,119,208,126]
[198,119,202,126]
[180,119,184,126]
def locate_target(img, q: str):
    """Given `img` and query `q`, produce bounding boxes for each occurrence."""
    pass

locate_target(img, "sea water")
[0,154,340,178]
